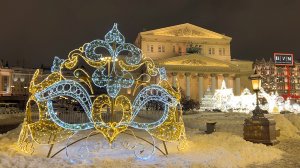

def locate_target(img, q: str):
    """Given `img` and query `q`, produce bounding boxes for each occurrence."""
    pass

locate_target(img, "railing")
[136,109,166,122]
[0,107,175,125]
[0,107,24,114]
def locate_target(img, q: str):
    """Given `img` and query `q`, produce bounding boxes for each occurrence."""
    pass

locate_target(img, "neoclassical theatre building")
[135,23,253,102]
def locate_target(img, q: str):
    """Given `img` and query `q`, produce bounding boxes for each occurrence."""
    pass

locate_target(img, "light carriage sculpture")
[17,24,186,160]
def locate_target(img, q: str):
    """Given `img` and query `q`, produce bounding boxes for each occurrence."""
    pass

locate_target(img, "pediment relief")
[181,59,207,65]
[143,23,225,39]
[154,27,210,38]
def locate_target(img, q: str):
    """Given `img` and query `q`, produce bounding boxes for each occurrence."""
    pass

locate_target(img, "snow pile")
[170,130,283,167]
[272,114,300,139]
[0,126,283,168]
[282,114,300,131]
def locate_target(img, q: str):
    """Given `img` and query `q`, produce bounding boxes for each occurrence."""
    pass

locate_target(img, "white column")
[223,74,229,87]
[198,73,204,102]
[185,72,191,100]
[211,73,217,93]
[172,72,177,88]
[235,75,241,95]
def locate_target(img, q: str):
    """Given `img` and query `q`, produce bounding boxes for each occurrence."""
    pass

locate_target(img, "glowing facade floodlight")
[17,23,187,160]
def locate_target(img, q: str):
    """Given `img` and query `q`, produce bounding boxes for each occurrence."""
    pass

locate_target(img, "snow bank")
[272,114,300,139]
[170,130,283,168]
[0,126,283,168]
[282,114,300,131]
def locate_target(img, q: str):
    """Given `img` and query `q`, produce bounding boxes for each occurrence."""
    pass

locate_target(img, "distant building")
[0,66,38,109]
[0,66,52,109]
[0,68,13,96]
[135,23,253,102]
[253,58,300,96]
[11,67,36,96]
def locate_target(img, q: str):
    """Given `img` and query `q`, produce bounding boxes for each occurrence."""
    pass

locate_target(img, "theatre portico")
[135,23,253,103]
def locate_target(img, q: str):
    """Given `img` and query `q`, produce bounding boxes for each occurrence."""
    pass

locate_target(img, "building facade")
[135,23,253,102]
[254,58,300,96]
[0,68,13,96]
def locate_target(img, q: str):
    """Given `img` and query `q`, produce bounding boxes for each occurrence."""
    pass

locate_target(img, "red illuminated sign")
[274,53,294,66]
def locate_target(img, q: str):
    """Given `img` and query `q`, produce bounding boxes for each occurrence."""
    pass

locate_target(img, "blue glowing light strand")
[51,56,65,73]
[84,40,114,61]
[84,23,126,62]
[92,67,134,98]
[47,101,95,130]
[91,68,109,88]
[158,67,168,81]
[35,80,97,130]
[125,85,179,130]
[104,23,125,45]
[86,23,139,98]
[115,43,142,65]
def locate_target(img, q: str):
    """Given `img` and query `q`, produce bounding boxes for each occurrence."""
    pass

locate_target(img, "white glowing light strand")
[158,67,168,81]
[133,130,156,160]
[51,56,65,73]
[212,80,234,112]
[35,80,95,130]
[92,68,134,98]
[85,23,142,98]
[128,85,179,129]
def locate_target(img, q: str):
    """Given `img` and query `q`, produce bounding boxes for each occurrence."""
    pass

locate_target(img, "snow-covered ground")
[0,112,299,168]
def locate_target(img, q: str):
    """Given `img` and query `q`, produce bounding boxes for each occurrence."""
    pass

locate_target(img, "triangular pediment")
[141,23,231,39]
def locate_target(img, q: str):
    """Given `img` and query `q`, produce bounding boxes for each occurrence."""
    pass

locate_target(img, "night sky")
[1,0,299,68]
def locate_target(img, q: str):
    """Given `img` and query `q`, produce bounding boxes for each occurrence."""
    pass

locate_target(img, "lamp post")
[249,71,264,118]
[243,70,279,145]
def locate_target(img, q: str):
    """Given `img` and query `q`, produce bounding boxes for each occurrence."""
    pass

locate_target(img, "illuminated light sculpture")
[202,80,295,114]
[17,23,187,160]
[212,80,234,112]
[231,88,256,113]
[199,87,215,111]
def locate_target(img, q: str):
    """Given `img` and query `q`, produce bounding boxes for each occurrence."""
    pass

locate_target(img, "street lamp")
[243,70,279,145]
[249,70,264,118]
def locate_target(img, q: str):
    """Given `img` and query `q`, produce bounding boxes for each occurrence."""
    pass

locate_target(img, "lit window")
[219,48,222,55]
[158,45,162,52]
[209,48,212,55]
[2,76,9,92]
[150,45,154,52]
[162,45,165,52]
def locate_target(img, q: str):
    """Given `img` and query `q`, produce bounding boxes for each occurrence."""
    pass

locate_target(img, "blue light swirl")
[35,80,95,130]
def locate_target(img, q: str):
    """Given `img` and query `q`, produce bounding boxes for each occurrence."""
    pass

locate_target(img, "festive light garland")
[17,23,187,160]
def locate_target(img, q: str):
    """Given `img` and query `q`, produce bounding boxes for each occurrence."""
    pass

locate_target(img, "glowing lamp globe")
[249,71,262,91]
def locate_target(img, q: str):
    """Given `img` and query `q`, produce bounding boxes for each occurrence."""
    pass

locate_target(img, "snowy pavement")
[0,112,299,168]
[249,138,300,167]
